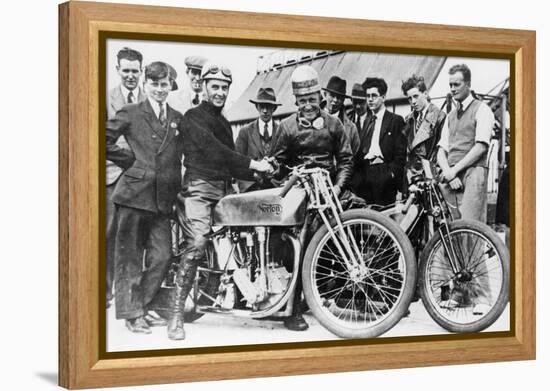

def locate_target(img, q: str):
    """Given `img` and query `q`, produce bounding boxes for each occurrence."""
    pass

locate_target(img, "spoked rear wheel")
[419,219,509,333]
[302,209,416,339]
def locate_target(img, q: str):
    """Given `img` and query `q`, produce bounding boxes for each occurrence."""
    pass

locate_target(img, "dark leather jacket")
[269,111,353,189]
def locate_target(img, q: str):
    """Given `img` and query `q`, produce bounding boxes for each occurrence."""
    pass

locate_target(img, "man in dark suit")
[105,47,147,309]
[322,76,361,156]
[235,87,282,191]
[352,77,406,206]
[106,61,182,334]
[347,83,370,155]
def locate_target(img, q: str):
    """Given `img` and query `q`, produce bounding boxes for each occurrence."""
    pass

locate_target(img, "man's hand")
[441,166,457,183]
[448,177,463,190]
[250,159,274,174]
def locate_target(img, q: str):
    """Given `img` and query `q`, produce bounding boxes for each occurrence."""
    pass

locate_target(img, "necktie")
[192,93,200,106]
[457,102,464,118]
[127,91,134,104]
[158,102,167,127]
[415,111,423,133]
[363,115,376,153]
[261,122,271,143]
[356,115,362,132]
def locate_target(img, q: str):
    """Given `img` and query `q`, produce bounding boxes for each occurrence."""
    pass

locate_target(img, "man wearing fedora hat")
[322,76,361,156]
[167,55,208,115]
[347,82,371,154]
[270,65,353,331]
[235,87,282,192]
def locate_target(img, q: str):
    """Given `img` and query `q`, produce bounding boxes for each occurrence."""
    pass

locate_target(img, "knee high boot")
[167,261,197,340]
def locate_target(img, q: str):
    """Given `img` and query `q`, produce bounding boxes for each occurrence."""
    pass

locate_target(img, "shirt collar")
[373,106,386,119]
[258,118,273,136]
[457,94,474,110]
[147,96,166,118]
[120,84,140,103]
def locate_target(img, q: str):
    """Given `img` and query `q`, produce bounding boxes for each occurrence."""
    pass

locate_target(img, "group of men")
[106,46,495,341]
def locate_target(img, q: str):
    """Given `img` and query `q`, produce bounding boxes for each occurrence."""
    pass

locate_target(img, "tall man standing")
[107,61,182,334]
[437,64,494,222]
[401,75,446,176]
[106,47,147,308]
[270,65,354,331]
[235,87,282,191]
[352,77,406,206]
[322,76,361,156]
[168,63,274,340]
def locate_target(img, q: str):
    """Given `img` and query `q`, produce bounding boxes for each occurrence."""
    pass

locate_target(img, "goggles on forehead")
[202,65,232,78]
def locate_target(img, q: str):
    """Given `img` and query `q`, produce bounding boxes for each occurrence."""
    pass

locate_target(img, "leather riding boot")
[167,262,197,340]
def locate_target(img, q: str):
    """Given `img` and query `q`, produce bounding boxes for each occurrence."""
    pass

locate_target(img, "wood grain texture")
[58,1,536,388]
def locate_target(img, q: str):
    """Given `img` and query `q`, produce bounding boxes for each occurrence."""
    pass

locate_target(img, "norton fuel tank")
[212,187,307,226]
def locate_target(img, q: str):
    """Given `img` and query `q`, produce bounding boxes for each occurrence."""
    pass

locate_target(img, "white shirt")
[366,106,386,159]
[147,96,167,120]
[258,119,273,138]
[438,94,494,152]
[121,85,141,104]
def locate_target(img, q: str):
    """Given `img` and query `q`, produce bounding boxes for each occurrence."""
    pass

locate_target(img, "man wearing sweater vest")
[437,63,495,223]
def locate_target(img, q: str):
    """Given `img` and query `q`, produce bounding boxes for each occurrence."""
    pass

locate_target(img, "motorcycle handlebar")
[279,174,299,198]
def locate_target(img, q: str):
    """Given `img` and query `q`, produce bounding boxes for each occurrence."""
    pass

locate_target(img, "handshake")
[249,157,276,175]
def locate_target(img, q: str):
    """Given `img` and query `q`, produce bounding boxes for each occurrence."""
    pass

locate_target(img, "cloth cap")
[184,55,208,71]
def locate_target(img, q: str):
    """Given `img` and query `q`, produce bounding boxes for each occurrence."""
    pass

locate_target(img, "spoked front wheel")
[419,219,509,333]
[302,209,416,339]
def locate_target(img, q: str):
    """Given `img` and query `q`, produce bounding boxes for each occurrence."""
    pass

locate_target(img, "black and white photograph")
[104,38,511,353]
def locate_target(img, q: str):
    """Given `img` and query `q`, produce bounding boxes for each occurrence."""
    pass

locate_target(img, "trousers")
[114,205,172,319]
[440,166,488,223]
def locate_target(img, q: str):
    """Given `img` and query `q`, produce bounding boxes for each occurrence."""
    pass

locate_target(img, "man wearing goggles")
[269,65,354,331]
[167,62,273,341]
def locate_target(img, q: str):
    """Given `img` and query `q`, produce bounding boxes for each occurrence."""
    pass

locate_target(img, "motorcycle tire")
[418,219,509,333]
[302,209,416,339]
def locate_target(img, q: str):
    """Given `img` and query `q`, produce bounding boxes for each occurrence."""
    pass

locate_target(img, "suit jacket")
[352,109,407,188]
[106,85,146,185]
[403,103,446,171]
[106,99,184,214]
[236,119,280,160]
[235,118,280,191]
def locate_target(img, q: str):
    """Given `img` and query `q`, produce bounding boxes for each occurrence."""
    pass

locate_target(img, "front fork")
[307,172,364,272]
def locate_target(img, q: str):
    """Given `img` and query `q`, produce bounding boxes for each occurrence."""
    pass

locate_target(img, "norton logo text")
[258,203,282,215]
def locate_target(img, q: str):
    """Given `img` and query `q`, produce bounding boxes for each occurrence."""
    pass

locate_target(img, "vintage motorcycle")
[381,159,510,333]
[152,164,417,339]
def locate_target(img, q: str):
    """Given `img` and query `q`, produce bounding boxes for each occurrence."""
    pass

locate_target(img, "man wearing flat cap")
[167,55,207,115]
[106,61,183,335]
[322,76,361,156]
[235,87,282,191]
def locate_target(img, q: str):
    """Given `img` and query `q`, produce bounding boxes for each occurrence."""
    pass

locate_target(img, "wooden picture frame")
[59,1,536,388]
